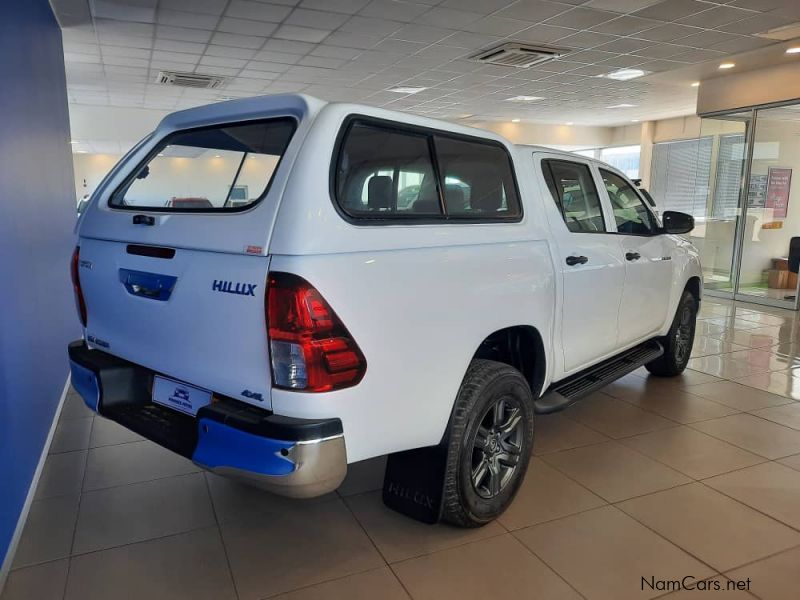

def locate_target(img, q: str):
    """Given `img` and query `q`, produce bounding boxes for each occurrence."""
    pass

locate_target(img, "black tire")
[645,289,698,377]
[441,359,534,528]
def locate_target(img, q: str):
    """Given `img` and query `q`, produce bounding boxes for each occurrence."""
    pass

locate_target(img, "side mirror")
[662,210,694,235]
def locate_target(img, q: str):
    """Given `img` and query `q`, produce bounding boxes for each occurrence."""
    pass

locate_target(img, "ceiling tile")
[102,45,151,59]
[630,42,685,59]
[632,0,707,21]
[151,50,200,65]
[246,60,291,73]
[299,0,371,13]
[159,0,228,15]
[216,17,278,36]
[440,0,515,13]
[414,7,484,28]
[545,7,621,29]
[677,6,753,28]
[225,1,293,22]
[709,35,773,53]
[340,16,405,36]
[584,0,662,13]
[557,31,619,49]
[93,0,157,23]
[323,31,385,49]
[205,45,257,60]
[154,39,207,54]
[198,55,248,69]
[495,0,571,22]
[462,16,533,36]
[392,23,452,43]
[285,8,351,29]
[210,32,267,49]
[272,25,331,43]
[439,31,504,50]
[514,24,578,44]
[156,25,214,43]
[156,9,219,29]
[262,39,316,54]
[310,45,363,59]
[590,15,661,35]
[359,1,432,22]
[595,37,653,53]
[718,13,794,36]
[634,23,698,42]
[675,29,737,49]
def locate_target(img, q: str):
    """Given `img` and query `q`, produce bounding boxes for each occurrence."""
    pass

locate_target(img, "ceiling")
[55,0,800,129]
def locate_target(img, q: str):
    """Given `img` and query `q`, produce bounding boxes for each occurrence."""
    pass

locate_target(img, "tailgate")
[78,237,273,409]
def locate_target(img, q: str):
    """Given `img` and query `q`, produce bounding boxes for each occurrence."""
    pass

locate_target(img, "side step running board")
[534,340,664,414]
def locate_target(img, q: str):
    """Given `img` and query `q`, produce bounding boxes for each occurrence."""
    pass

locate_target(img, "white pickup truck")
[68,94,701,526]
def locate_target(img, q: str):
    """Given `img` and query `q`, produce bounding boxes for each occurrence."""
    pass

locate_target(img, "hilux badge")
[212,280,257,296]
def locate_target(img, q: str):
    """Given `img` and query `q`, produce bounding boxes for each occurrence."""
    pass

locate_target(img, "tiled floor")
[5,298,800,600]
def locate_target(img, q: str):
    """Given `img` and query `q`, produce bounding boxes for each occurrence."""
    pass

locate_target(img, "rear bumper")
[67,340,346,498]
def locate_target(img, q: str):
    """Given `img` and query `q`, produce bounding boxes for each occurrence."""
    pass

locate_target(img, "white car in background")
[68,94,701,526]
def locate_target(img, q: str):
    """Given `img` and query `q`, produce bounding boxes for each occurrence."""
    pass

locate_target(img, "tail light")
[267,272,366,392]
[71,247,88,327]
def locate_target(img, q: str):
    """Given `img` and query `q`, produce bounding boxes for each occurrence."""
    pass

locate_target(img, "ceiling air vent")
[155,70,226,89]
[471,43,566,68]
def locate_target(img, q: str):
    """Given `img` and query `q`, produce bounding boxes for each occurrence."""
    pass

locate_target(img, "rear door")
[597,167,673,344]
[76,113,302,409]
[536,154,626,374]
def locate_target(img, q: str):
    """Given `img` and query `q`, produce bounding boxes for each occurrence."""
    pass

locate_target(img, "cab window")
[600,169,656,235]
[542,159,606,233]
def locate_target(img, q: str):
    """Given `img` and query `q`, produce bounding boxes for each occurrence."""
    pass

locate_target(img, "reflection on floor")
[5,298,800,600]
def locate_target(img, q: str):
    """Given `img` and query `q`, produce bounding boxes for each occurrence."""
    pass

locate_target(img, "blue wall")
[0,0,79,569]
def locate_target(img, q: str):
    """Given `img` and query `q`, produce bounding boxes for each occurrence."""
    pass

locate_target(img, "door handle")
[625,252,641,261]
[565,255,588,266]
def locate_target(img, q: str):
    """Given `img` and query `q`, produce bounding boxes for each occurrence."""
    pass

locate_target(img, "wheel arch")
[471,325,547,399]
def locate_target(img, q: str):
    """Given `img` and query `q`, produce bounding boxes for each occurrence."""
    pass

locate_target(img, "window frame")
[597,166,661,237]
[541,158,610,234]
[330,114,523,225]
[108,116,298,214]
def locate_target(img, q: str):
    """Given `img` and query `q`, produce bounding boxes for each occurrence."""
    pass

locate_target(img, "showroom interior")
[6,0,800,598]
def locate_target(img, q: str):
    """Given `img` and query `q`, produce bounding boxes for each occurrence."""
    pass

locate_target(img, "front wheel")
[441,359,534,527]
[646,289,697,376]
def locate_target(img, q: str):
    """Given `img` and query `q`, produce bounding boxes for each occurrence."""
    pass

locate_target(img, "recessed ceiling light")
[388,87,427,94]
[606,103,636,109]
[604,68,648,81]
[691,81,700,87]
[565,122,574,125]
[787,47,800,54]
[506,95,545,102]
[70,140,79,144]
[719,62,735,69]
[631,119,640,122]
[214,154,221,158]
[511,118,520,122]
[75,150,88,153]
[157,153,164,157]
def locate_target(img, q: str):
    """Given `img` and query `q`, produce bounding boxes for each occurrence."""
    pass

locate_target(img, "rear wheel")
[646,289,697,376]
[441,360,534,527]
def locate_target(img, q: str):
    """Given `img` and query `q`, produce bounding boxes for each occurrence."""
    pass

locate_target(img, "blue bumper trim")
[69,360,100,412]
[192,418,296,477]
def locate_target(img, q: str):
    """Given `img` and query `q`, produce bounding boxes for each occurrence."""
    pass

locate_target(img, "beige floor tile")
[220,497,384,600]
[49,417,93,454]
[750,402,800,430]
[659,575,756,599]
[337,456,386,497]
[618,483,800,571]
[620,427,765,480]
[60,391,94,421]
[734,371,800,400]
[64,528,236,600]
[736,312,794,327]
[728,348,800,371]
[694,321,728,337]
[618,387,740,424]
[12,494,79,568]
[688,380,791,411]
[690,336,748,358]
[497,458,606,530]
[707,327,788,349]
[34,450,87,500]
[687,356,770,380]
[542,441,690,502]
[778,453,800,471]
[566,393,677,439]
[602,372,718,403]
[83,440,200,491]
[394,534,580,600]
[703,317,764,331]
[88,416,144,448]
[73,473,215,554]
[205,472,336,523]
[691,414,800,459]
[515,505,713,600]
[726,546,800,600]
[1,559,68,600]
[344,490,505,563]
[533,411,609,455]
[271,567,410,600]
[705,462,800,530]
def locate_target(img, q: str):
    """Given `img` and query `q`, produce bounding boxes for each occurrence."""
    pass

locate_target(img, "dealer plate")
[152,375,212,416]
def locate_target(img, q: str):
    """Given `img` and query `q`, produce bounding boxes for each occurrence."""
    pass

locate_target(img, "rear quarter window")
[110,118,296,212]
[333,117,521,223]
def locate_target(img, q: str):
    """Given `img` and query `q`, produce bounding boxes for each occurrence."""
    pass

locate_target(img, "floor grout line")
[202,472,241,600]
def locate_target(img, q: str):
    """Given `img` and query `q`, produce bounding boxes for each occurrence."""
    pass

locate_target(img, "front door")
[598,167,674,345]
[537,155,626,375]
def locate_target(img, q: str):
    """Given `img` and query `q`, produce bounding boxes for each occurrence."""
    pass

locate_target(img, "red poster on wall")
[765,167,792,219]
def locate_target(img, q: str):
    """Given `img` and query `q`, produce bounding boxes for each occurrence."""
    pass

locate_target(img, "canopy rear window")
[110,118,296,212]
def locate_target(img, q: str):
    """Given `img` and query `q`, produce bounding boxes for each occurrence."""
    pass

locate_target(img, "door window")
[542,160,606,233]
[600,169,656,235]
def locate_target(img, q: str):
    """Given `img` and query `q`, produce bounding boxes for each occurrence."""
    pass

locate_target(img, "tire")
[441,359,535,528]
[645,289,698,377]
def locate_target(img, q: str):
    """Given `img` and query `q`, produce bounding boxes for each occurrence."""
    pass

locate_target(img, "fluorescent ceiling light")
[631,119,640,122]
[75,150,87,153]
[388,87,427,94]
[719,62,735,69]
[606,103,636,109]
[787,47,800,54]
[691,81,700,87]
[506,95,545,102]
[565,122,574,125]
[69,140,79,144]
[511,118,520,122]
[604,68,648,81]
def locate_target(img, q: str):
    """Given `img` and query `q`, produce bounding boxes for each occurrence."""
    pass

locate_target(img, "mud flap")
[382,444,449,524]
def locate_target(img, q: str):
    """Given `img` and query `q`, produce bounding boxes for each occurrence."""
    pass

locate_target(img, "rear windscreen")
[110,118,296,212]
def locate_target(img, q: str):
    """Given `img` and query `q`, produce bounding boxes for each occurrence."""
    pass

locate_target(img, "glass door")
[735,106,800,308]
[694,113,752,298]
